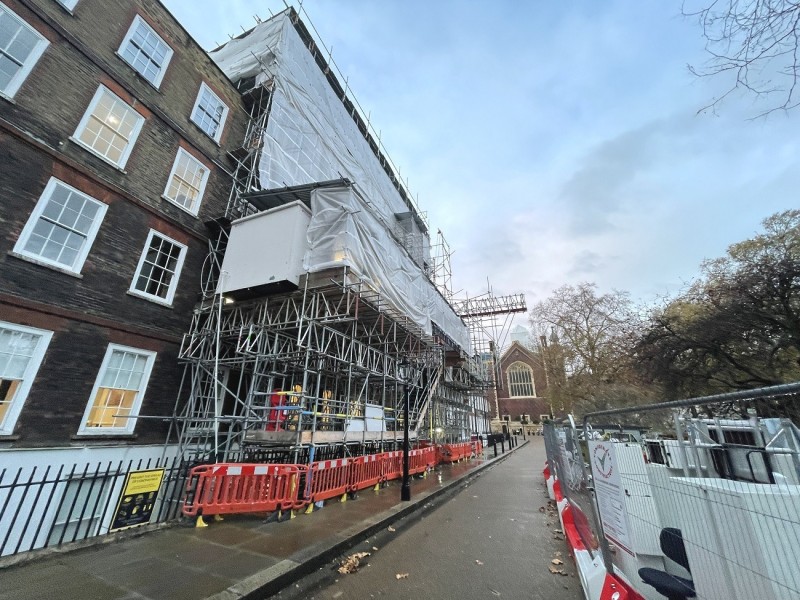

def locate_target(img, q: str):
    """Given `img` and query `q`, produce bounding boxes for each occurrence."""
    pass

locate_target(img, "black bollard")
[493,441,498,457]
[501,438,505,453]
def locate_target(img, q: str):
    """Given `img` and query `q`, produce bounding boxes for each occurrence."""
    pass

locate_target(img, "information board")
[109,468,165,532]
[588,441,635,556]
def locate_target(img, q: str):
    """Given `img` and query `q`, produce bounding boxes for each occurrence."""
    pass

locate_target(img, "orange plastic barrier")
[182,463,305,517]
[408,447,435,474]
[348,454,384,491]
[408,449,427,475]
[439,442,474,463]
[306,458,351,502]
[422,446,437,469]
[471,440,483,455]
[383,450,404,481]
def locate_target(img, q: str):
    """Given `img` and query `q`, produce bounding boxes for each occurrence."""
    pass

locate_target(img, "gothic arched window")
[507,362,535,397]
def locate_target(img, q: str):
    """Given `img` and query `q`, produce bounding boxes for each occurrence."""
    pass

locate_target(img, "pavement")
[0,438,574,600]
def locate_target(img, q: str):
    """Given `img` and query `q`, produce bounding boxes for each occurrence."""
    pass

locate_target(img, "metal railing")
[0,455,189,559]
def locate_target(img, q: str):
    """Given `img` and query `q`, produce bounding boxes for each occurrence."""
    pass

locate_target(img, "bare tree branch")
[684,0,800,116]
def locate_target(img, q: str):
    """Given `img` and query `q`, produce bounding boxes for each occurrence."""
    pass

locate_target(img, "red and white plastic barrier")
[183,463,307,516]
[307,458,351,502]
[543,463,644,600]
[182,441,485,518]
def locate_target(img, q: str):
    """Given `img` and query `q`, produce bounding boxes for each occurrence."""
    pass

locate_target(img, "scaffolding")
[452,289,528,424]
[166,7,525,463]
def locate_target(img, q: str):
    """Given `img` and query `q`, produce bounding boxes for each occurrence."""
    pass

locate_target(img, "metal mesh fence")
[543,420,601,557]
[584,383,800,600]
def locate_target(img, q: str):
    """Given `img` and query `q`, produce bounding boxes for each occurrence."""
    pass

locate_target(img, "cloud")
[566,250,606,277]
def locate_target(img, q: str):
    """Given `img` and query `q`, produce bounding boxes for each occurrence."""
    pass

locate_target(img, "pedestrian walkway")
[297,437,581,600]
[0,440,566,600]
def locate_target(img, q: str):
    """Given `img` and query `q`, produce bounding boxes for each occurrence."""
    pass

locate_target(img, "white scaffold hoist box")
[218,200,312,297]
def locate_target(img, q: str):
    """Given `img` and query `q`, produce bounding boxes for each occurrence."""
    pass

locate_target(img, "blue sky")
[164,0,799,309]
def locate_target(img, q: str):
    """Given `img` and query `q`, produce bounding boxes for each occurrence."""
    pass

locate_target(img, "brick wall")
[0,0,250,447]
[493,341,551,422]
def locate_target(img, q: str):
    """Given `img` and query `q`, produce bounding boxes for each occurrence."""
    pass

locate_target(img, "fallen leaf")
[551,558,564,565]
[337,552,371,574]
[372,546,379,551]
[387,526,396,532]
[538,506,546,513]
[549,566,565,575]
[395,573,409,580]
[475,559,484,565]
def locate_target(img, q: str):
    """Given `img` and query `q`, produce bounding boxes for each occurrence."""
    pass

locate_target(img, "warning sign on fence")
[109,468,165,532]
[588,442,634,556]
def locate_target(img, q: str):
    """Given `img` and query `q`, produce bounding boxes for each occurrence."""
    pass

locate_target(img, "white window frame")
[54,0,79,12]
[117,15,173,89]
[0,321,52,436]
[71,85,145,168]
[161,148,210,216]
[13,177,107,275]
[77,344,156,435]
[507,361,536,397]
[0,4,49,99]
[128,230,187,306]
[190,82,228,142]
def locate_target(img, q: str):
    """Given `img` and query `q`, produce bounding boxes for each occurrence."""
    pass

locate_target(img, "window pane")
[6,27,37,62]
[165,151,207,212]
[86,348,151,429]
[192,85,226,139]
[119,18,171,86]
[0,329,37,379]
[0,54,16,90]
[0,379,21,421]
[20,182,104,270]
[0,6,46,96]
[133,233,184,301]
[75,88,142,165]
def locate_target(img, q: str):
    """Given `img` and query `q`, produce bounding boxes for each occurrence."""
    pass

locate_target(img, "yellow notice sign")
[109,468,165,532]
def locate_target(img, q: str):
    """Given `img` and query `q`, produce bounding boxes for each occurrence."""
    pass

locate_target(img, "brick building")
[0,0,246,468]
[490,341,552,434]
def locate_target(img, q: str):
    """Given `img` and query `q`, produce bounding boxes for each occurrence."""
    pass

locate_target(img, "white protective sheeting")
[306,186,469,349]
[210,12,470,351]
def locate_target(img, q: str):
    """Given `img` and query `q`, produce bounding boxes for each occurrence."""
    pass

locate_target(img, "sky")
[163,0,799,313]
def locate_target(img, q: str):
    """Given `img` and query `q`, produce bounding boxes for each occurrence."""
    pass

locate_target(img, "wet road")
[286,438,582,600]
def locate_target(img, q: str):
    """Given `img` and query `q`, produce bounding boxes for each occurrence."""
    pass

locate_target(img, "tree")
[530,283,649,414]
[636,209,800,397]
[683,0,800,115]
